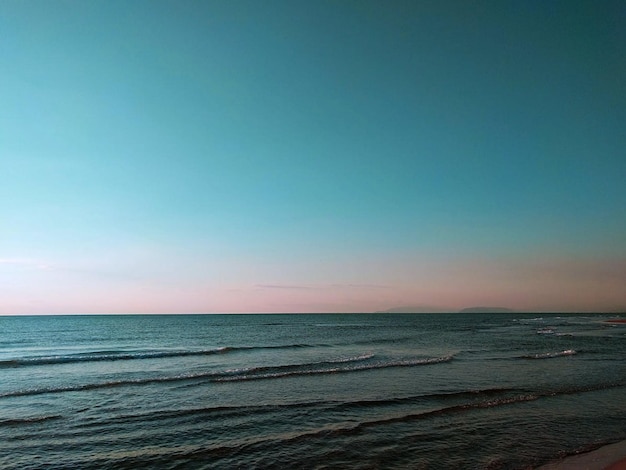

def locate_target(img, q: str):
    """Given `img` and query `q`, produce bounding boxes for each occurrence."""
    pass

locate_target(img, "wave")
[325,387,518,412]
[0,415,62,427]
[544,381,626,399]
[217,393,545,451]
[351,393,541,430]
[216,352,378,380]
[77,386,517,429]
[522,349,577,359]
[0,343,314,368]
[0,373,215,398]
[214,354,453,382]
[82,400,334,429]
[0,348,231,368]
[352,336,417,346]
[0,354,451,398]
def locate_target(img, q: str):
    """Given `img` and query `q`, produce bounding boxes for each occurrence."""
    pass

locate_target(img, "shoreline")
[536,440,626,469]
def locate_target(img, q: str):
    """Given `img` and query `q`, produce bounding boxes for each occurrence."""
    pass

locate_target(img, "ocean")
[1,313,624,469]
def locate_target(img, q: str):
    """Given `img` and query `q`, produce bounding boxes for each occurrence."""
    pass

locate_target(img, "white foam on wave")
[1,353,454,397]
[216,354,454,382]
[525,349,577,359]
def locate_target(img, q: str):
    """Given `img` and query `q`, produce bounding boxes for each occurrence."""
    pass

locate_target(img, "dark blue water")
[1,313,625,469]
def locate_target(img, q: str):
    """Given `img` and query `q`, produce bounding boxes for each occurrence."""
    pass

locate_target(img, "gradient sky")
[2,0,625,314]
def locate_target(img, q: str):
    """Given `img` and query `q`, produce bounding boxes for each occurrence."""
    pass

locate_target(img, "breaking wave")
[522,349,577,359]
[0,353,452,398]
[215,354,453,382]
[0,343,314,368]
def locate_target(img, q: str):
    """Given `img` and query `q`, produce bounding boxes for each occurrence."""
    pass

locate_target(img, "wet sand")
[536,440,626,469]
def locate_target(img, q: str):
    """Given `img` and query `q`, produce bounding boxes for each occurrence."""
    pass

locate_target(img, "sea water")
[1,313,624,469]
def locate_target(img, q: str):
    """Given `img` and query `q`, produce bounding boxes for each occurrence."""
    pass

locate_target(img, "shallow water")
[1,313,625,469]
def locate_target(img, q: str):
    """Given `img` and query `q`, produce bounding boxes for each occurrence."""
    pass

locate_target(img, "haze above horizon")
[2,0,625,314]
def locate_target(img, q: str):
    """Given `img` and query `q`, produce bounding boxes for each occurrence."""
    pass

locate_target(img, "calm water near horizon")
[1,313,625,469]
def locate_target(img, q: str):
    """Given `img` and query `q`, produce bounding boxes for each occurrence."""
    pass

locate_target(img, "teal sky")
[2,0,625,314]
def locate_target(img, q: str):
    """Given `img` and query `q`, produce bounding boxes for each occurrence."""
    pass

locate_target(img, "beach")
[536,440,626,469]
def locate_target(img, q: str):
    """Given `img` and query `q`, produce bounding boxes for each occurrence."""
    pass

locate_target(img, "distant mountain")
[458,307,516,313]
[376,306,517,314]
[376,306,452,314]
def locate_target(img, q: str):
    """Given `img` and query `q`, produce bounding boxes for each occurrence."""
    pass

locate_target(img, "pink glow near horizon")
[1,253,624,314]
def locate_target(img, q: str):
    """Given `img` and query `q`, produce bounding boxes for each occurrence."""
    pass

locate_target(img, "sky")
[1,0,625,314]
